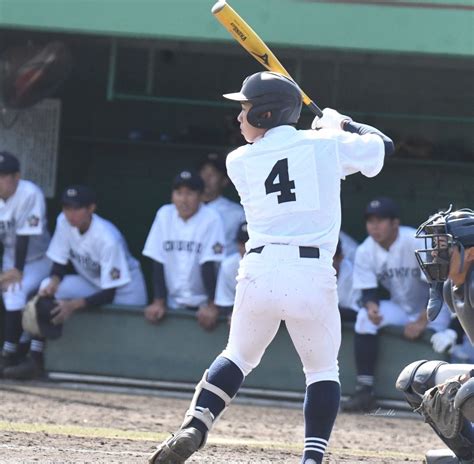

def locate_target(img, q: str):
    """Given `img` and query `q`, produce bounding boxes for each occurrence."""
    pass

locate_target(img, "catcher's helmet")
[415,207,474,282]
[223,71,302,129]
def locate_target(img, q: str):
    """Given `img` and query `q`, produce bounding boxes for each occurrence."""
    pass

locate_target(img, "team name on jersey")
[69,249,101,274]
[163,240,202,254]
[377,267,421,282]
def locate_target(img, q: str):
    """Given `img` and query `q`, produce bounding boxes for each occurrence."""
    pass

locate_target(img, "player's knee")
[305,368,340,386]
[354,310,378,335]
[396,359,448,408]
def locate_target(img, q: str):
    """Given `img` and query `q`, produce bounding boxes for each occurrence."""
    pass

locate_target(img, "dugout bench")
[43,305,449,401]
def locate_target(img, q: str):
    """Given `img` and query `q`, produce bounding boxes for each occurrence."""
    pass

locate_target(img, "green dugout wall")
[0,0,472,260]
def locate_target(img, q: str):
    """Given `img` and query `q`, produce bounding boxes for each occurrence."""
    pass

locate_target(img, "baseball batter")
[5,185,148,380]
[0,152,51,375]
[148,71,394,464]
[344,197,451,412]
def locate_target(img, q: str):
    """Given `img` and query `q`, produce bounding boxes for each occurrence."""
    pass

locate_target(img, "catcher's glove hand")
[417,378,463,440]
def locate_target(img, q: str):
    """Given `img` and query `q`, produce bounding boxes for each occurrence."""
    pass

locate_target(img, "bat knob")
[211,0,227,14]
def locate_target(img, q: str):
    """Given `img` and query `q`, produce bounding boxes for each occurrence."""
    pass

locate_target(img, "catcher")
[396,207,474,464]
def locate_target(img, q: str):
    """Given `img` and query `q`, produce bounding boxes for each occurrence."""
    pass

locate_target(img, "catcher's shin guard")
[148,370,233,463]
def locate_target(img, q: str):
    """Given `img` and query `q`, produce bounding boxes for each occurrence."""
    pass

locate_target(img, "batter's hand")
[366,302,382,325]
[197,302,219,331]
[39,275,61,297]
[311,108,352,131]
[145,299,166,324]
[51,299,84,325]
[0,268,22,291]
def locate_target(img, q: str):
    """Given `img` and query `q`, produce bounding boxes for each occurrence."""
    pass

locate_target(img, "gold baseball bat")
[212,0,322,117]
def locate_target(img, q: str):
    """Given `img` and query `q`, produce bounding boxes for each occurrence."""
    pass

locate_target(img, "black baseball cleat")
[0,351,20,376]
[3,354,44,380]
[342,386,376,413]
[148,427,203,464]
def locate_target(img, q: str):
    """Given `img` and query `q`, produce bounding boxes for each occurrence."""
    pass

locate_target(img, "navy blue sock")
[354,333,378,377]
[3,310,23,352]
[302,381,340,464]
[188,357,244,436]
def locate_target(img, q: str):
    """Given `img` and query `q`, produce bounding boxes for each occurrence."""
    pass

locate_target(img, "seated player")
[396,207,474,464]
[3,185,147,379]
[343,197,451,412]
[333,240,361,323]
[215,222,248,320]
[0,151,51,376]
[143,170,225,331]
[198,152,245,255]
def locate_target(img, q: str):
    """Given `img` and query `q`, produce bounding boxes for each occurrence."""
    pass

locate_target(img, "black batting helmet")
[223,72,302,129]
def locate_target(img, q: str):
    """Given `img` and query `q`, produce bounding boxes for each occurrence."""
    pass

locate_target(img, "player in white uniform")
[3,185,147,379]
[0,152,51,375]
[333,240,361,322]
[339,229,358,263]
[343,197,451,412]
[198,153,246,255]
[148,71,394,464]
[214,222,248,318]
[143,171,225,331]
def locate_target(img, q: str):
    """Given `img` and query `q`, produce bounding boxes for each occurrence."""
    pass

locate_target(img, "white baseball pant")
[220,244,341,386]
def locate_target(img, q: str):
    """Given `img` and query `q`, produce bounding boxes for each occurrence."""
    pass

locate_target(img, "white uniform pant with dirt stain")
[3,256,51,311]
[221,244,341,386]
[39,266,148,306]
[355,299,451,335]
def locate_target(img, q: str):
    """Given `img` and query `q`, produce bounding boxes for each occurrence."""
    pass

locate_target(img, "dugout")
[0,1,472,393]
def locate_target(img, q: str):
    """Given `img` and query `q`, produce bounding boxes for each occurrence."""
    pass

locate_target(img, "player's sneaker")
[424,448,459,464]
[3,354,44,380]
[148,427,203,464]
[0,350,20,376]
[342,386,376,413]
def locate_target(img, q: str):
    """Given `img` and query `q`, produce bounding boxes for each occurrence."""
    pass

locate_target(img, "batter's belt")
[248,245,320,259]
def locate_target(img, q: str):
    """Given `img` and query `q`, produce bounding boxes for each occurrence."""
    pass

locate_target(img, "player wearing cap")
[3,184,147,379]
[214,222,248,318]
[333,240,361,322]
[198,153,246,256]
[343,197,451,412]
[148,71,394,464]
[0,151,51,376]
[143,170,225,331]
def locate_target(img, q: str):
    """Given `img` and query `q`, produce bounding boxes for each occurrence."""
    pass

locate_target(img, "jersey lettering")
[163,240,202,254]
[264,158,296,204]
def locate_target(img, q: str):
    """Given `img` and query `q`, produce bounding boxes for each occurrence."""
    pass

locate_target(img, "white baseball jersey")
[221,124,385,386]
[353,225,429,316]
[142,203,225,308]
[206,196,246,255]
[339,230,358,263]
[0,179,50,269]
[47,213,140,290]
[226,126,384,258]
[337,257,361,311]
[215,252,241,307]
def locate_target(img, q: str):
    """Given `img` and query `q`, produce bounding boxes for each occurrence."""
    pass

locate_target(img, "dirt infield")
[0,382,445,463]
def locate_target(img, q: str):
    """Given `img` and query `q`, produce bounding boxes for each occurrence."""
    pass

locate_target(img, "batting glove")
[311,108,352,131]
[431,329,458,353]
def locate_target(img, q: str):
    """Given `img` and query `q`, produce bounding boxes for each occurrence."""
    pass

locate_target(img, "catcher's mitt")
[417,379,463,440]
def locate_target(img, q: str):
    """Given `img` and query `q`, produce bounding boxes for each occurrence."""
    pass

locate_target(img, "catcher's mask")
[22,295,63,340]
[415,206,474,283]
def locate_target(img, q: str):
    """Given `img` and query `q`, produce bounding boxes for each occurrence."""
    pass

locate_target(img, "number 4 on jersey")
[264,158,296,204]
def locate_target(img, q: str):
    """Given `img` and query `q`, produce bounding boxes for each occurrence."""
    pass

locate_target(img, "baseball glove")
[417,379,463,440]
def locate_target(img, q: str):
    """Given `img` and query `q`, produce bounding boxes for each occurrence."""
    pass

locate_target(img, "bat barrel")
[211,1,227,14]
